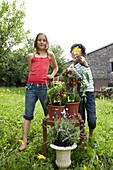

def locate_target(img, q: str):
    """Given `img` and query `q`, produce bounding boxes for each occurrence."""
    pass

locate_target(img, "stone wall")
[87,43,113,91]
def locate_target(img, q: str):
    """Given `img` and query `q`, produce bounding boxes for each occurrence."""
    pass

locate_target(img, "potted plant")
[48,116,80,146]
[45,70,89,119]
[63,69,90,115]
[45,81,67,119]
[48,111,80,169]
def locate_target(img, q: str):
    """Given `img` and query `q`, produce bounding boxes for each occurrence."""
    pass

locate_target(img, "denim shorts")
[23,82,48,120]
[79,92,96,129]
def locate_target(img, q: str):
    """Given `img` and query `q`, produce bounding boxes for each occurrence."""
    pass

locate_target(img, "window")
[107,61,113,73]
[112,62,113,71]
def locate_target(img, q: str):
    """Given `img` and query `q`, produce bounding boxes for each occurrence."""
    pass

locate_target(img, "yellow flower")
[37,154,46,160]
[73,46,81,55]
[83,165,87,170]
[18,140,25,145]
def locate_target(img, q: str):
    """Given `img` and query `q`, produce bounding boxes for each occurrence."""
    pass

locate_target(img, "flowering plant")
[63,69,89,102]
[45,81,67,106]
[45,69,89,106]
[47,110,80,146]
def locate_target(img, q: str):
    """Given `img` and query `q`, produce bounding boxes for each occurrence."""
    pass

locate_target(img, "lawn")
[0,87,113,170]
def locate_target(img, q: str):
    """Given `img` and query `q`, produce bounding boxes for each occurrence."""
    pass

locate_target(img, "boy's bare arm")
[54,75,64,81]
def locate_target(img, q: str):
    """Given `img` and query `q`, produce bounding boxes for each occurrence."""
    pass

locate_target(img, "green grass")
[0,87,113,170]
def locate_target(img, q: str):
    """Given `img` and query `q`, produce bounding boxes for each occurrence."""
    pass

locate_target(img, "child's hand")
[77,56,85,63]
[77,56,88,66]
[47,74,54,79]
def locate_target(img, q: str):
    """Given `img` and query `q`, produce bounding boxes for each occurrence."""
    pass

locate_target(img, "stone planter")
[50,143,77,169]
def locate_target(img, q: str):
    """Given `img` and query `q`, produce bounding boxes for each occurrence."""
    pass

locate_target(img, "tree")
[0,0,30,86]
[0,0,67,86]
[49,44,67,76]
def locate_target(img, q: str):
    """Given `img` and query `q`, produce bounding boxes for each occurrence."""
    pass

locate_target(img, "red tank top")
[27,54,50,84]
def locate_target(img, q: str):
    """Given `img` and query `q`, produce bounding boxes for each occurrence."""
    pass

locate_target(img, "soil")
[54,140,73,147]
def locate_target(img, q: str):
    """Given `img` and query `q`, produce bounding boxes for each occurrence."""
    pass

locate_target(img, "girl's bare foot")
[18,142,28,152]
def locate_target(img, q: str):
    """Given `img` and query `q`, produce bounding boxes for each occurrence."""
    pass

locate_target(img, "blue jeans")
[79,92,96,129]
[23,83,48,120]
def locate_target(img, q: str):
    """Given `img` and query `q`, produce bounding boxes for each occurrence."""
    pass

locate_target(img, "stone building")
[66,43,113,91]
[87,43,113,91]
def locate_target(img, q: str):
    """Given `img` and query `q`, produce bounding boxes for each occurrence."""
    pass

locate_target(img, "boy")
[68,44,96,138]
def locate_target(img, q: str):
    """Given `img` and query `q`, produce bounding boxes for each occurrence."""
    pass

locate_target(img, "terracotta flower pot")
[48,105,65,120]
[65,102,80,116]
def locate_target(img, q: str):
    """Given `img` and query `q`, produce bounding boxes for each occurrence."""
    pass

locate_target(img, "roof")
[87,43,113,55]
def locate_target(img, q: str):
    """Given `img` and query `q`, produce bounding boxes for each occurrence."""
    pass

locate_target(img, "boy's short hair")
[70,44,86,56]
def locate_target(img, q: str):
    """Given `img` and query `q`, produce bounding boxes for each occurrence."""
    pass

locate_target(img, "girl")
[19,33,58,151]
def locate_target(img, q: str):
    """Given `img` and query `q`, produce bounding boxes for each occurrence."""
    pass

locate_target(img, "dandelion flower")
[73,46,81,55]
[18,140,25,145]
[83,165,87,170]
[37,154,46,160]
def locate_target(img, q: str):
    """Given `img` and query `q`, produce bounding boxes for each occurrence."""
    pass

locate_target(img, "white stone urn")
[50,143,77,169]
